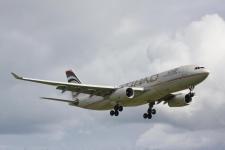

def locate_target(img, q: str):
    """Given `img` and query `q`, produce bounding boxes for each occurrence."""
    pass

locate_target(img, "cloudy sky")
[1,0,225,149]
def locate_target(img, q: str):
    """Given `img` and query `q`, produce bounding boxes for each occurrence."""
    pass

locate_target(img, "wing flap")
[157,94,175,104]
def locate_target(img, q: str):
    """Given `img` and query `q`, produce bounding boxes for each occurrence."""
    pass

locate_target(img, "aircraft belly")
[83,100,113,110]
[76,95,111,110]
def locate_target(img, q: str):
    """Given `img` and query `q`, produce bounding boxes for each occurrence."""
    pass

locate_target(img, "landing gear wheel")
[114,111,119,116]
[114,105,119,111]
[143,101,157,119]
[118,106,123,112]
[110,110,115,116]
[143,113,148,119]
[190,92,195,97]
[110,104,124,117]
[151,109,156,115]
[147,114,152,119]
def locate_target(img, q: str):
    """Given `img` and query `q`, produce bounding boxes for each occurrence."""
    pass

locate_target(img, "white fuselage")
[74,65,209,110]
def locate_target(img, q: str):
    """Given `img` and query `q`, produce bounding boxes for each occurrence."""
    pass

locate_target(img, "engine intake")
[126,88,134,98]
[110,87,135,101]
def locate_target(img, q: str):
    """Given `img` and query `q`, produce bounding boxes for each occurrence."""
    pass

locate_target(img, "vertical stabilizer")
[65,70,81,98]
[65,70,81,84]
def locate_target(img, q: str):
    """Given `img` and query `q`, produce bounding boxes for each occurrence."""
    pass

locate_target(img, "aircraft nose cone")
[204,69,210,76]
[202,69,210,79]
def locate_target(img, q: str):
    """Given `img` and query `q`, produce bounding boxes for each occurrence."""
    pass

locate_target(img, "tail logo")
[66,70,81,84]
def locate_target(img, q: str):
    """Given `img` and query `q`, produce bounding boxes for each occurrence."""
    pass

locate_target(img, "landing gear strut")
[189,85,195,91]
[110,104,123,117]
[143,102,156,119]
[185,86,195,103]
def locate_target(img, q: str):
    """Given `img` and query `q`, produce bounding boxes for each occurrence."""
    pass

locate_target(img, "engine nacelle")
[110,87,134,101]
[168,93,193,107]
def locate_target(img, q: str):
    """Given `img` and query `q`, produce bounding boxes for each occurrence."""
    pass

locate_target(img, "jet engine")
[110,87,134,101]
[168,93,194,107]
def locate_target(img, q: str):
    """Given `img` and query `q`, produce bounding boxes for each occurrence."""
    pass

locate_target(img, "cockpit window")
[195,66,205,70]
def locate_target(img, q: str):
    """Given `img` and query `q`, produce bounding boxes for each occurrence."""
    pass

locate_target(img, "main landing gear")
[110,104,123,117]
[143,102,156,119]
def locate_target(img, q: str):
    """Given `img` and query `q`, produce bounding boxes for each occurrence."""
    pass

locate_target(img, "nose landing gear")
[185,86,195,103]
[110,104,123,117]
[143,102,156,119]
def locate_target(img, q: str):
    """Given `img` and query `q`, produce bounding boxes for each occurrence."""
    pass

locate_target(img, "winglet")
[11,72,23,79]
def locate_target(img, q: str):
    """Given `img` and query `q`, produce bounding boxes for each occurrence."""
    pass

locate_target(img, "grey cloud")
[136,123,225,150]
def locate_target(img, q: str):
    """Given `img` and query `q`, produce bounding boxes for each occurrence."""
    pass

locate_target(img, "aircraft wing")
[11,73,144,97]
[157,94,175,104]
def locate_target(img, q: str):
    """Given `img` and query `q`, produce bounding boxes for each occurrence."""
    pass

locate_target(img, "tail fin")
[65,70,81,99]
[65,70,81,84]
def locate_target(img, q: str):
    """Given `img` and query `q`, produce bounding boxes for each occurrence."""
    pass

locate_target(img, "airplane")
[11,65,209,119]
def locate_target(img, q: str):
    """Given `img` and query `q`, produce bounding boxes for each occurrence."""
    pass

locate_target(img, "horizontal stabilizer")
[40,97,73,103]
[11,72,23,79]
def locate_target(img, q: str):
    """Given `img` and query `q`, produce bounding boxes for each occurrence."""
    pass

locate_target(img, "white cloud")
[146,14,225,71]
